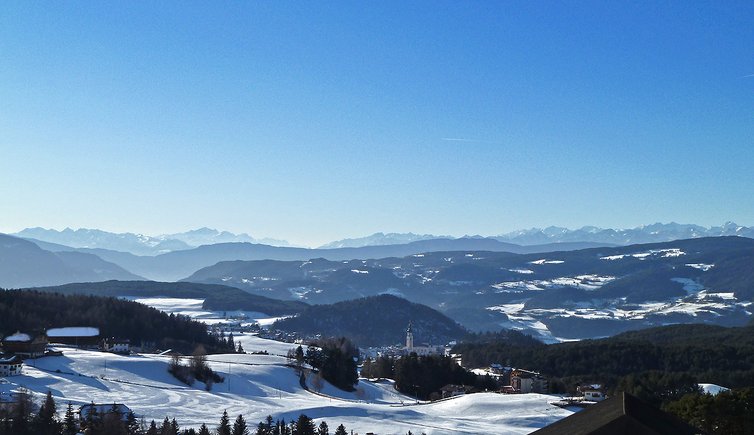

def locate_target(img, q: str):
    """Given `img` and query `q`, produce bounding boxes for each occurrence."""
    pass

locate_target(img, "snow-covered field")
[126,297,287,327]
[3,336,574,433]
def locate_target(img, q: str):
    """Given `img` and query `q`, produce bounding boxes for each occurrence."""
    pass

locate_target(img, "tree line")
[0,389,365,435]
[362,353,498,400]
[0,290,234,354]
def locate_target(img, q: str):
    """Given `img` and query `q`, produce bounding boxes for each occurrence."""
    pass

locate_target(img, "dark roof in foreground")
[532,392,704,435]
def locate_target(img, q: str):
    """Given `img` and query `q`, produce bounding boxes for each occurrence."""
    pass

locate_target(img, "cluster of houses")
[0,327,131,377]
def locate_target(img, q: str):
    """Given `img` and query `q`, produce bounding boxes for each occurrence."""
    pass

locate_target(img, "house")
[440,384,470,399]
[79,403,132,423]
[102,338,130,354]
[510,368,548,394]
[2,332,48,358]
[0,355,22,376]
[46,327,100,348]
[578,384,607,402]
[531,392,701,434]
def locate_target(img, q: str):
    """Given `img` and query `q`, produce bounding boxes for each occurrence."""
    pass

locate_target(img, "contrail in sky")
[440,137,501,144]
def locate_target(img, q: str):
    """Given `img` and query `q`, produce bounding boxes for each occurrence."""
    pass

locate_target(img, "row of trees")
[289,338,359,391]
[0,390,360,435]
[0,290,234,354]
[0,390,138,435]
[362,353,498,400]
[168,345,225,391]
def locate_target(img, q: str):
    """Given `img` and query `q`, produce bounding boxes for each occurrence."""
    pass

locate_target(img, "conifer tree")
[217,410,232,435]
[334,424,347,435]
[160,416,172,435]
[317,420,329,435]
[62,402,78,435]
[11,387,34,435]
[146,420,159,435]
[232,414,249,435]
[34,391,59,435]
[198,424,211,435]
[294,414,315,435]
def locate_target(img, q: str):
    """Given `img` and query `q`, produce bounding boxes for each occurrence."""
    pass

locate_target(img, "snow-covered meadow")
[2,335,575,433]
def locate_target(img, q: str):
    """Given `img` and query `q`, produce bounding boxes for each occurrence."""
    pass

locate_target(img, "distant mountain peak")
[496,222,752,246]
[13,227,292,256]
[318,232,447,249]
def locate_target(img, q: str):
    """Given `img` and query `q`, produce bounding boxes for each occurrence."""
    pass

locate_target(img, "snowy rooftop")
[3,332,31,342]
[47,327,100,338]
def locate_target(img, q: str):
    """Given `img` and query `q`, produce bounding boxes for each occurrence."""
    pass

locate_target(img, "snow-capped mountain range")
[14,227,291,256]
[13,222,754,256]
[322,222,754,249]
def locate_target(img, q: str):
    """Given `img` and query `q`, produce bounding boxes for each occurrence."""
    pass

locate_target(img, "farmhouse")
[510,369,548,394]
[2,332,48,358]
[102,337,131,354]
[0,355,23,376]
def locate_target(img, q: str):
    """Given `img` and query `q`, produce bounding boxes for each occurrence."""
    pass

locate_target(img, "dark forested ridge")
[273,294,466,347]
[29,280,307,316]
[455,322,754,402]
[0,289,231,353]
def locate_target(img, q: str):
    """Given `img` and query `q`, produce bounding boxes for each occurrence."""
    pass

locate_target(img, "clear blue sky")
[1,2,753,247]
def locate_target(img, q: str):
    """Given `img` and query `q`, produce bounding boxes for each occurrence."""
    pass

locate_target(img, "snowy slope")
[5,341,574,434]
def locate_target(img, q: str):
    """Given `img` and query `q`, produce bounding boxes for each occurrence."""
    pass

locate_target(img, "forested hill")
[273,294,466,347]
[30,280,308,316]
[454,322,754,403]
[0,289,232,354]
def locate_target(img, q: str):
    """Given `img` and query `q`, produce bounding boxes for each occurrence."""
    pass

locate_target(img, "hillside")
[273,294,466,347]
[0,289,231,353]
[30,280,307,317]
[185,236,754,340]
[0,234,143,288]
[0,334,572,434]
[455,321,754,399]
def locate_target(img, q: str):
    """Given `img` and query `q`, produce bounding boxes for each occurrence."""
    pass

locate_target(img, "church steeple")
[406,321,414,349]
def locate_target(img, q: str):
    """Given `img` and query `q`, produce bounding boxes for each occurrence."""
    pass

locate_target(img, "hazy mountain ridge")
[14,227,292,256]
[318,232,448,249]
[0,234,143,288]
[184,237,754,340]
[496,222,754,246]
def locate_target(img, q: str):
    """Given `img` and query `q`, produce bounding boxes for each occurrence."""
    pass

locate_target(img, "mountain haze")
[0,234,143,288]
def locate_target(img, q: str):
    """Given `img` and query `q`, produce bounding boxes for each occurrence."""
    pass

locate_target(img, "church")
[403,321,445,356]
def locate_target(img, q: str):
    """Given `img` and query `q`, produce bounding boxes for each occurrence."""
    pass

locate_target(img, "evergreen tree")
[334,424,347,435]
[125,411,139,434]
[62,402,78,435]
[160,416,172,435]
[34,391,59,435]
[198,423,211,435]
[146,420,159,435]
[293,415,315,435]
[171,418,180,435]
[228,333,235,351]
[217,410,232,435]
[317,420,329,435]
[237,341,245,353]
[10,387,34,435]
[232,414,249,435]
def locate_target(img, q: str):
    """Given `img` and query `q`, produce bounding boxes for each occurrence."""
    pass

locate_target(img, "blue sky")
[1,2,753,246]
